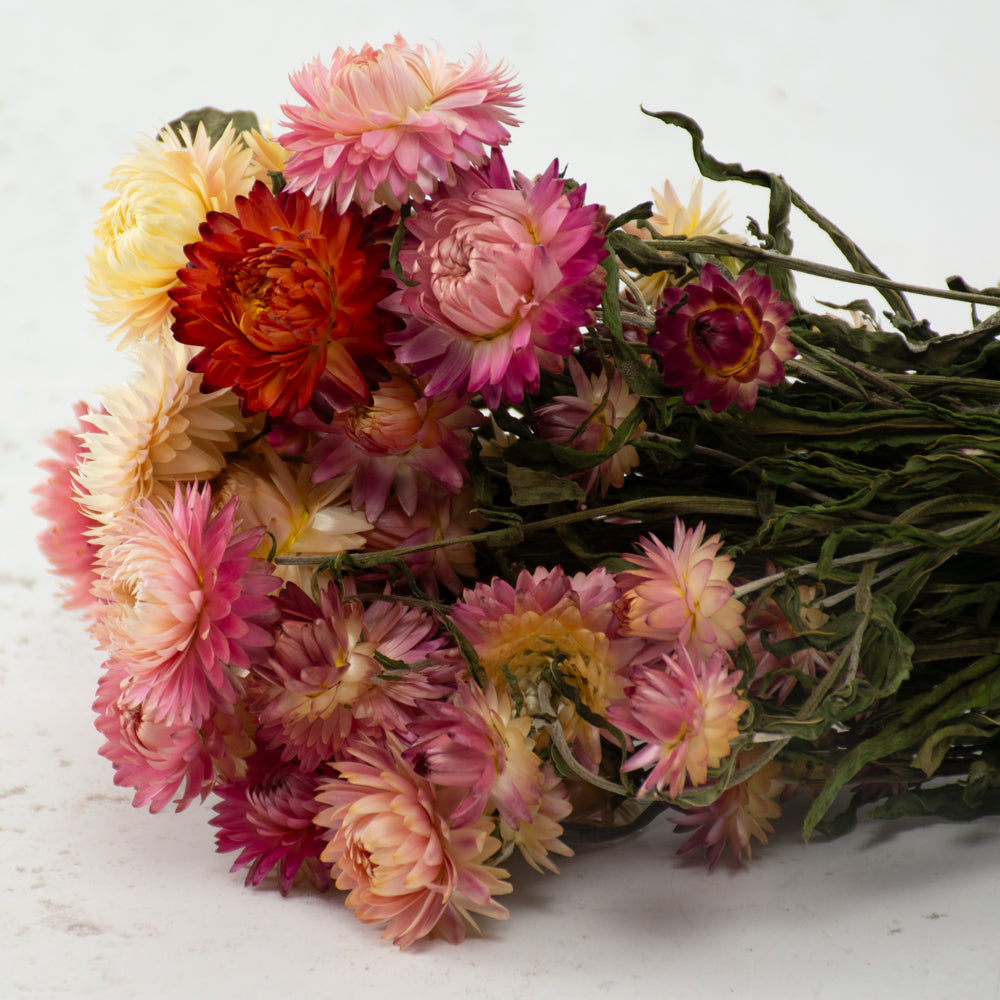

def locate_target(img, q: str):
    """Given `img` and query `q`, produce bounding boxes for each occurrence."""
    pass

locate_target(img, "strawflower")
[673,750,785,866]
[280,36,521,212]
[88,121,272,349]
[651,263,796,412]
[211,749,332,895]
[390,151,607,408]
[91,483,279,726]
[315,739,512,948]
[616,520,745,660]
[607,647,746,799]
[170,181,400,419]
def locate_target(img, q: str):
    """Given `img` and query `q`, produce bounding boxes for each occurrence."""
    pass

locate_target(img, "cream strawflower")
[216,440,372,590]
[88,120,272,349]
[75,340,250,529]
[623,179,738,305]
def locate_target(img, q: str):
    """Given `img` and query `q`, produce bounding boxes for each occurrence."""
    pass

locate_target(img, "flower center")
[690,308,758,376]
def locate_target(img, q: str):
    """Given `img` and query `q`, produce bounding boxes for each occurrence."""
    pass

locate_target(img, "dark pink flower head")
[32,401,104,611]
[651,264,796,412]
[211,748,332,895]
[91,482,280,726]
[250,582,450,768]
[280,35,522,213]
[300,364,481,521]
[390,150,608,408]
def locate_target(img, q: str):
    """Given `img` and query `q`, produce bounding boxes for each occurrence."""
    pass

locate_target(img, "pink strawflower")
[497,763,574,874]
[302,366,480,521]
[93,660,253,813]
[404,678,544,829]
[651,263,796,412]
[390,151,607,408]
[315,739,512,948]
[32,402,104,610]
[250,582,450,769]
[674,750,785,866]
[364,485,485,596]
[745,573,834,704]
[607,647,746,799]
[616,519,745,660]
[280,36,522,213]
[451,565,640,768]
[533,357,645,496]
[211,749,332,895]
[92,483,279,726]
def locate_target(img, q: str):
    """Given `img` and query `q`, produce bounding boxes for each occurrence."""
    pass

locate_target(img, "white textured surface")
[4,2,1000,996]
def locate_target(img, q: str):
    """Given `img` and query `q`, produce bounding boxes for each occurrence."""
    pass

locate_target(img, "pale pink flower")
[674,750,785,866]
[280,35,521,213]
[315,739,512,948]
[651,263,796,412]
[211,749,332,895]
[302,366,480,521]
[390,151,607,408]
[451,565,641,768]
[93,660,253,812]
[533,357,645,496]
[250,582,450,769]
[497,763,574,874]
[616,519,745,659]
[404,678,543,829]
[92,483,279,726]
[364,485,485,596]
[607,647,746,799]
[33,402,104,610]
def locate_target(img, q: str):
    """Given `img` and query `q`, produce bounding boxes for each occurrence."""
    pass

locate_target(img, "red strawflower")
[170,181,400,419]
[651,264,795,412]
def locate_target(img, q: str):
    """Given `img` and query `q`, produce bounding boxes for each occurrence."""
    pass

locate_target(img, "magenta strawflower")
[302,365,481,521]
[616,519,745,660]
[607,647,746,799]
[250,582,451,769]
[390,150,607,408]
[280,36,522,213]
[651,263,796,412]
[211,749,332,895]
[315,739,512,948]
[92,483,279,726]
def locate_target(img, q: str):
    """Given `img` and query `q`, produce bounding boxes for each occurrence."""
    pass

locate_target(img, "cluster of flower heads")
[34,35,815,948]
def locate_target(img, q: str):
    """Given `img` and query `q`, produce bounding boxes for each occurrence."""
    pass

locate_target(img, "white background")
[3,1,1000,997]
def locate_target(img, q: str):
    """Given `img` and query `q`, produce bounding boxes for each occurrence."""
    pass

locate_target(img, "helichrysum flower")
[607,648,746,799]
[75,340,249,529]
[673,749,785,866]
[279,35,522,213]
[450,565,639,768]
[93,660,253,813]
[622,179,737,305]
[533,357,645,496]
[315,739,512,948]
[250,582,449,769]
[170,181,401,419]
[390,151,607,408]
[92,483,279,726]
[651,263,796,412]
[33,402,104,610]
[88,121,272,349]
[616,520,745,660]
[211,749,332,895]
[215,440,371,590]
[302,365,481,521]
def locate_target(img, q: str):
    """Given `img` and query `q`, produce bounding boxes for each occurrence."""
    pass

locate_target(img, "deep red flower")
[170,181,401,418]
[650,264,795,412]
